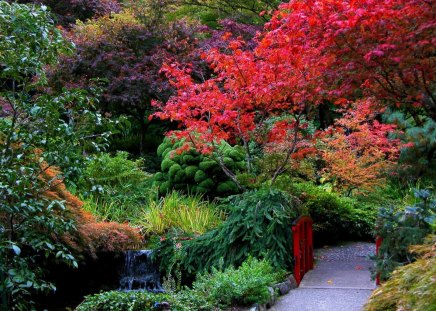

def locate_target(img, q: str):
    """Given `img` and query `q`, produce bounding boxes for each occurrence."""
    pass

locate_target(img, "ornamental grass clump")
[140,191,224,235]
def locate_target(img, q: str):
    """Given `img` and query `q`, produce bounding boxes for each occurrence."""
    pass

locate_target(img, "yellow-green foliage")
[154,136,245,196]
[141,191,224,235]
[364,235,436,311]
[74,9,142,45]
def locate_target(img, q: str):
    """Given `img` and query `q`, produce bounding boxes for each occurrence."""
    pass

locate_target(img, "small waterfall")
[119,250,164,292]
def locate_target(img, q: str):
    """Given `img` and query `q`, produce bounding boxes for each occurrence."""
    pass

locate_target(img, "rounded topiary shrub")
[154,136,245,197]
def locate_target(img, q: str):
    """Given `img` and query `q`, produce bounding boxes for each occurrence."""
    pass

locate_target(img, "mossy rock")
[173,183,186,190]
[195,186,208,194]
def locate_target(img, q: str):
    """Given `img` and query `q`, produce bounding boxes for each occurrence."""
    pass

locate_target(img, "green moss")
[195,186,208,194]
[217,181,238,194]
[154,172,164,181]
[194,170,207,183]
[223,157,235,167]
[161,147,173,158]
[198,160,217,171]
[168,164,182,179]
[156,142,168,157]
[198,178,214,190]
[182,154,196,164]
[159,181,171,194]
[174,169,186,183]
[155,134,245,196]
[229,149,245,161]
[161,158,175,172]
[235,161,246,171]
[185,166,198,179]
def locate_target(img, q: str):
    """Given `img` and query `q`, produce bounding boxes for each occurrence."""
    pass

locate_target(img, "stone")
[266,286,277,308]
[273,280,293,296]
[287,274,298,289]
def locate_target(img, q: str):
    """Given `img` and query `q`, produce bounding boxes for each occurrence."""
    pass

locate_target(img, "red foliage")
[154,0,433,183]
[262,0,435,119]
[40,164,141,258]
[319,99,402,194]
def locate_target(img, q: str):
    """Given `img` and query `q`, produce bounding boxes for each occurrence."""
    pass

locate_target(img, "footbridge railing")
[292,215,314,285]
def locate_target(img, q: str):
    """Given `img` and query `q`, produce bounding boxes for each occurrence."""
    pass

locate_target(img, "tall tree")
[50,10,203,155]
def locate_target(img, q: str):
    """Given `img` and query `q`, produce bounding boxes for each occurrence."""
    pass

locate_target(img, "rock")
[154,302,171,310]
[265,287,277,308]
[273,280,293,296]
[287,274,298,289]
[249,303,264,311]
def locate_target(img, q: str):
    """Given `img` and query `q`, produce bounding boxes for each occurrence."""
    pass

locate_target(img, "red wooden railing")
[292,215,314,285]
[375,236,383,286]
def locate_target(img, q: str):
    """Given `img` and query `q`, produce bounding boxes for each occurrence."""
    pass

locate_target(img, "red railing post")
[292,224,301,284]
[292,216,314,286]
[375,236,383,286]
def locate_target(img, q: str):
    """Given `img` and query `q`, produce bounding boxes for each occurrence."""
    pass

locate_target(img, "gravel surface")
[314,242,376,262]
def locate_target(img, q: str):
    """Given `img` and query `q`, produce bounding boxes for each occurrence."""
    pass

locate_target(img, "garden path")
[272,242,376,311]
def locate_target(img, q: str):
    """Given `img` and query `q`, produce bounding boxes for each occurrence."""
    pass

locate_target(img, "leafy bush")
[156,188,301,276]
[76,257,282,311]
[374,189,435,280]
[154,136,245,196]
[80,152,154,223]
[0,2,88,308]
[83,151,148,195]
[41,166,142,257]
[76,290,176,311]
[140,191,224,235]
[275,177,378,244]
[364,235,436,311]
[191,257,284,307]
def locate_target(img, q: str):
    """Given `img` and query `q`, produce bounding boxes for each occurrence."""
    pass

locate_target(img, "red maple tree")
[153,0,432,186]
[319,99,402,195]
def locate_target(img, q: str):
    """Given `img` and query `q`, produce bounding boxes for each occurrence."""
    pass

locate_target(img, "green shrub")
[156,188,301,276]
[80,152,155,223]
[140,191,224,235]
[83,151,147,193]
[75,257,282,311]
[275,177,378,244]
[191,257,284,308]
[76,290,189,311]
[364,235,436,311]
[154,136,244,196]
[374,189,435,280]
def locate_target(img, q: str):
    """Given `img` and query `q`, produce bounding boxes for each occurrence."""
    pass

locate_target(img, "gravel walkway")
[271,242,376,311]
